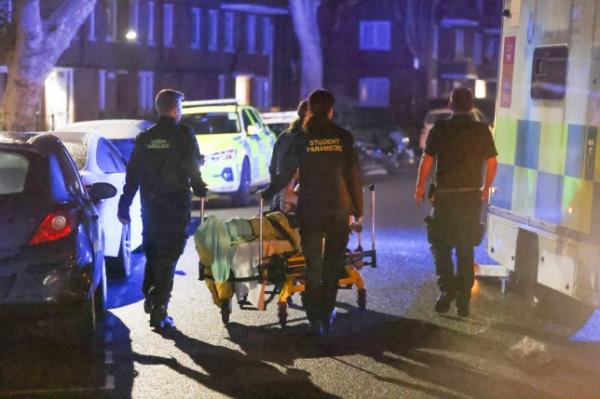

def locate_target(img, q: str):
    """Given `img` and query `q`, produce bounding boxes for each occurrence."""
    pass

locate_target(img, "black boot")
[456,293,470,317]
[150,306,175,330]
[434,291,455,314]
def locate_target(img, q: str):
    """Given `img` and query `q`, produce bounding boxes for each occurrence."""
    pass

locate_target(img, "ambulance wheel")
[277,303,288,329]
[232,158,251,207]
[221,299,231,325]
[357,288,366,311]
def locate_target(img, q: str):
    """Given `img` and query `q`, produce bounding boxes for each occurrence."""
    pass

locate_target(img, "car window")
[242,110,254,130]
[110,138,135,162]
[248,109,265,129]
[182,112,241,134]
[96,138,123,173]
[105,140,127,172]
[0,151,29,195]
[62,140,88,170]
[59,148,86,196]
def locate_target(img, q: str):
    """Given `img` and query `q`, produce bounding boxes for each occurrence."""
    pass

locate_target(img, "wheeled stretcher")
[195,185,377,328]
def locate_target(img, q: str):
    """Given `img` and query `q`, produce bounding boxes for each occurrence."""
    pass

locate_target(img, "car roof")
[0,132,66,156]
[60,119,152,139]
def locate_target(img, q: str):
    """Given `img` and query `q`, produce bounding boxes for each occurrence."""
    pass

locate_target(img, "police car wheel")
[231,158,251,206]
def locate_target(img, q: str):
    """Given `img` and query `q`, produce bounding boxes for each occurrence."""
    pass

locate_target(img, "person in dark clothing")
[268,100,308,212]
[118,89,207,330]
[261,89,363,337]
[415,87,498,317]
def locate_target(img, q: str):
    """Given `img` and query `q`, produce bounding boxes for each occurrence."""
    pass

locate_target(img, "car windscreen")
[0,151,30,195]
[425,112,451,125]
[182,112,241,134]
[110,138,135,162]
[61,141,88,170]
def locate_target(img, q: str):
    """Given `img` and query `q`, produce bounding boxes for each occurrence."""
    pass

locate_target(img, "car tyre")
[107,225,132,278]
[231,158,251,207]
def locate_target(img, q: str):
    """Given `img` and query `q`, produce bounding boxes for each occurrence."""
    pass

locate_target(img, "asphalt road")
[2,167,600,398]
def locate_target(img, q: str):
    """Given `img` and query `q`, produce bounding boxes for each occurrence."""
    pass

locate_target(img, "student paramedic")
[261,89,363,338]
[414,87,498,318]
[118,89,208,331]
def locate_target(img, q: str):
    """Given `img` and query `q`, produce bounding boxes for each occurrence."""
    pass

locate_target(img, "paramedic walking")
[118,89,207,330]
[415,87,497,317]
[268,99,308,212]
[262,89,363,337]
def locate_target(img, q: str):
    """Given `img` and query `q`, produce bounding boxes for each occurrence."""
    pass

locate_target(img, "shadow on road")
[0,312,134,398]
[134,328,339,399]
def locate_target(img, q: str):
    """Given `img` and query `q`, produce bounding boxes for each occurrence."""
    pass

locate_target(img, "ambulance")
[487,0,600,306]
[181,99,275,206]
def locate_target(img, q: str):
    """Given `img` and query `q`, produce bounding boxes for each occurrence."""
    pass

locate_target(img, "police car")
[181,99,275,206]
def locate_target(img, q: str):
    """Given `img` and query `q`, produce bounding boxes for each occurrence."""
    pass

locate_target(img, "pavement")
[2,167,600,398]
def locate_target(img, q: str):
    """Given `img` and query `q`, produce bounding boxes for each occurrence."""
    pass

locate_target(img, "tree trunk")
[289,0,323,99]
[0,0,96,132]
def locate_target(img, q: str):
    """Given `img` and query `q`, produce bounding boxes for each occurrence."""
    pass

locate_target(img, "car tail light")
[29,208,76,245]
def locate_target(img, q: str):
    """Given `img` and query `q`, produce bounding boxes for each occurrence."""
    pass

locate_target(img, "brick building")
[0,0,297,130]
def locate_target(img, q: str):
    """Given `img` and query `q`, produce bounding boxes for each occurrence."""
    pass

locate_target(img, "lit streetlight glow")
[125,30,138,41]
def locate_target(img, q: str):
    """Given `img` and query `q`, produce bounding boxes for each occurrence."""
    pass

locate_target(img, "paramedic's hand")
[118,210,130,225]
[481,186,491,203]
[414,185,425,205]
[259,187,274,200]
[194,183,208,198]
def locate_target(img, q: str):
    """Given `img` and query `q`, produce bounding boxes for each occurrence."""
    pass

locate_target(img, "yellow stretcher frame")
[198,185,377,328]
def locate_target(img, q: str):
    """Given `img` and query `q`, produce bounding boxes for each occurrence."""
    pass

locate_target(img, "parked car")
[52,131,143,278]
[419,107,489,150]
[61,119,152,162]
[0,133,115,337]
[181,99,275,206]
[261,110,297,136]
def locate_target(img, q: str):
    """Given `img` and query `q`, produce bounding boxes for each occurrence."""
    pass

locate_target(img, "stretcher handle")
[258,198,264,265]
[200,197,205,223]
[370,185,376,252]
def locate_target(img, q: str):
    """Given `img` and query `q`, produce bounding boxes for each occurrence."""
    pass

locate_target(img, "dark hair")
[155,89,184,115]
[449,87,474,113]
[303,89,335,131]
[290,100,308,130]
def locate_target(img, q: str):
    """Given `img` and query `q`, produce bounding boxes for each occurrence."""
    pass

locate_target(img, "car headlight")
[208,149,238,161]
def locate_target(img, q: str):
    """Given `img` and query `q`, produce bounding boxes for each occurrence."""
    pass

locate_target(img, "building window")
[224,12,235,53]
[531,45,568,100]
[191,7,201,49]
[208,10,218,52]
[147,0,155,46]
[105,0,118,42]
[138,71,154,111]
[98,69,106,111]
[163,3,174,48]
[0,0,13,22]
[455,29,465,59]
[253,77,270,109]
[262,17,272,55]
[359,20,391,51]
[473,32,482,64]
[128,0,139,43]
[358,77,390,107]
[218,74,226,99]
[87,5,96,42]
[246,14,256,54]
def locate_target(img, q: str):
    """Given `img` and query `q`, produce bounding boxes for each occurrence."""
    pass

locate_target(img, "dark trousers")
[427,192,482,305]
[430,239,474,304]
[300,213,350,322]
[141,208,188,310]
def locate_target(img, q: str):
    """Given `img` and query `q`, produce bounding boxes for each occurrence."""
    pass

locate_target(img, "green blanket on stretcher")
[194,212,300,283]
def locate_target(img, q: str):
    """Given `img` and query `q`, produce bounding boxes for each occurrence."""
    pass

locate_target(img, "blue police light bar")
[183,99,239,107]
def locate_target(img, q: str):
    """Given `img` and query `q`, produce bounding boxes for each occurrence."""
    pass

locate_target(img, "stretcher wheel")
[221,299,232,325]
[277,303,288,329]
[357,288,366,311]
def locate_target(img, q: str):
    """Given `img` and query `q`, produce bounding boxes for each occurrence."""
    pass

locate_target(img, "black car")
[0,133,116,337]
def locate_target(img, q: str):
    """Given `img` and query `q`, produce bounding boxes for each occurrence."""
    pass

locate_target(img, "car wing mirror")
[247,125,260,136]
[89,182,117,201]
